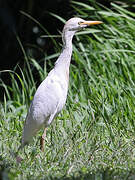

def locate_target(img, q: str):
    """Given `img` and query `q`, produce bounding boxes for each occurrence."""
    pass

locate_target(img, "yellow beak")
[80,21,103,26]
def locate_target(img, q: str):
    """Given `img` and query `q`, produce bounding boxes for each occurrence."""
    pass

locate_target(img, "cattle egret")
[18,17,102,153]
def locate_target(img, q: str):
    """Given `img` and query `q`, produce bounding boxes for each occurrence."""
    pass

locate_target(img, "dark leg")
[40,128,47,151]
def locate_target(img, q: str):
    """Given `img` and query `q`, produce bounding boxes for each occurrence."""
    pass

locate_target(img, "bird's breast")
[28,67,69,126]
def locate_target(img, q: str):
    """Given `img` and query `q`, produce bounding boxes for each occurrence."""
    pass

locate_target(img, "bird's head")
[63,17,102,32]
[62,17,102,47]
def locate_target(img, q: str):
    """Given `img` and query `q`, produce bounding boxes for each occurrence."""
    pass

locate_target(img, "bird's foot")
[16,156,23,163]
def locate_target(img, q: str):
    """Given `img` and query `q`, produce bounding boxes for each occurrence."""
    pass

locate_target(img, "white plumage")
[22,64,68,146]
[19,17,102,151]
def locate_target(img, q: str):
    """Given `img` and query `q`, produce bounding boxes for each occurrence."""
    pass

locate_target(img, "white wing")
[22,67,68,145]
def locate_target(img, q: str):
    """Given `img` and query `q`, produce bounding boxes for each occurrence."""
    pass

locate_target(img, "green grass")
[1,1,135,179]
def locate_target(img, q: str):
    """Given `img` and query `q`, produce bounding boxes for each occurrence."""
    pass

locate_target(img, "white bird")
[19,17,102,152]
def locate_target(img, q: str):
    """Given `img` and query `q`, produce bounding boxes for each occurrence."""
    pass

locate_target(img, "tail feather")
[21,118,42,147]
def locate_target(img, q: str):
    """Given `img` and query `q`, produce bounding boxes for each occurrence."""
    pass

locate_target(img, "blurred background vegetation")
[0,0,135,69]
[0,0,135,93]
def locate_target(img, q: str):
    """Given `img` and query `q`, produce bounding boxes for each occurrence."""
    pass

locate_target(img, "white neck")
[55,30,75,68]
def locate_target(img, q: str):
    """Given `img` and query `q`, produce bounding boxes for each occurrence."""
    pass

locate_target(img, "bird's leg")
[15,144,24,163]
[40,128,47,151]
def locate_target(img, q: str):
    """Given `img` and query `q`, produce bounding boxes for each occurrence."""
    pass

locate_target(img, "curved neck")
[63,30,74,48]
[55,30,75,67]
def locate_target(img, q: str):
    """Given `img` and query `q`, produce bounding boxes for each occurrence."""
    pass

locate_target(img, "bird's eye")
[78,22,83,25]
